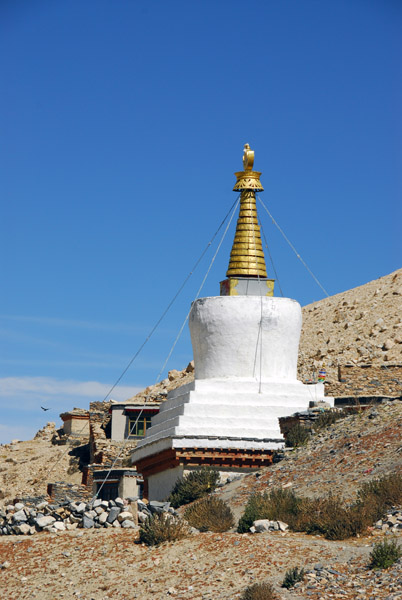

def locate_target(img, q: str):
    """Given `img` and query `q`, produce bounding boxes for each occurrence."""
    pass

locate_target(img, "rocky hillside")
[0,423,83,506]
[298,268,402,382]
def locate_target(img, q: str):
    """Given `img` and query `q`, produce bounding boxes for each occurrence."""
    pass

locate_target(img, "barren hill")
[0,423,84,506]
[298,268,402,382]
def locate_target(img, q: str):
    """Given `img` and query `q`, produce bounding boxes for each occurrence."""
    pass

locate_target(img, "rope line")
[45,197,240,484]
[93,196,240,500]
[257,196,330,298]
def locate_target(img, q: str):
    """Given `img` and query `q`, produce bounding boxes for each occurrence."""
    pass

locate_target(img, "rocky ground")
[0,519,401,600]
[0,423,83,506]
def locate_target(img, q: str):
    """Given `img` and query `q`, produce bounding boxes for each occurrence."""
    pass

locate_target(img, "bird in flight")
[40,406,51,411]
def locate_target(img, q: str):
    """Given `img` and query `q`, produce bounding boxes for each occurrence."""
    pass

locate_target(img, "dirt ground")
[1,526,401,600]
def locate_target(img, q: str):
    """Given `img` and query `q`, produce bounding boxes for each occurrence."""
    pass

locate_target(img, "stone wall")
[47,481,92,504]
[325,364,402,398]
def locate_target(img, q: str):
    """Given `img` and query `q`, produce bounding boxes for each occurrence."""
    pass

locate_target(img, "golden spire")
[226,144,267,278]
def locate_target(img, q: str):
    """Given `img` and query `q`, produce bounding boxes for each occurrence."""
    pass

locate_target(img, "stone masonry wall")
[325,364,402,398]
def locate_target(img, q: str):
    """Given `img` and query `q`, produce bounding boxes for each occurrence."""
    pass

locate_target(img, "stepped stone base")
[132,378,333,500]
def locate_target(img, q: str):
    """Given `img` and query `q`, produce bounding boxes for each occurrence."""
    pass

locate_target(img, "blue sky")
[1,0,400,443]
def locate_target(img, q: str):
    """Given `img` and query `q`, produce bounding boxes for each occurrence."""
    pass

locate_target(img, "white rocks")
[251,519,289,533]
[0,497,149,536]
[35,515,56,528]
[117,511,134,523]
[14,523,33,535]
[12,509,27,522]
[98,512,108,525]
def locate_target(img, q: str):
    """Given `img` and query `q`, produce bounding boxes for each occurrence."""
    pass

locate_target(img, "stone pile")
[137,499,175,523]
[374,508,402,534]
[250,519,289,533]
[0,497,146,536]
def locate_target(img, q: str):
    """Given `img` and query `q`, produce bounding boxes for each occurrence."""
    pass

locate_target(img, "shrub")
[184,496,234,532]
[357,474,402,521]
[369,539,402,570]
[285,424,310,448]
[167,468,220,508]
[139,513,190,546]
[281,566,305,588]
[238,473,402,541]
[313,409,347,430]
[241,582,278,600]
[237,489,301,533]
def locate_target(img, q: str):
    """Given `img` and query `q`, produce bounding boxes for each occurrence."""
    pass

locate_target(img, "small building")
[110,402,161,441]
[60,408,90,437]
[92,468,140,501]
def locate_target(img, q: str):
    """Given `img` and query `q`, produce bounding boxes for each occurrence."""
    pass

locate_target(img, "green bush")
[241,582,278,600]
[281,566,305,589]
[184,496,234,532]
[369,539,402,570]
[285,424,310,448]
[139,513,190,546]
[167,468,220,508]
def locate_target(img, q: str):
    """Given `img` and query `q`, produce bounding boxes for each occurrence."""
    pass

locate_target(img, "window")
[128,415,152,437]
[97,482,119,501]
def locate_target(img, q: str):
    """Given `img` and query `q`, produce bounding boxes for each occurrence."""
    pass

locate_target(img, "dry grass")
[184,497,234,532]
[139,513,190,546]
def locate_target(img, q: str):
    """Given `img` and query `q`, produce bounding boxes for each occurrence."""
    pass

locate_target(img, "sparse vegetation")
[369,539,401,570]
[281,566,305,588]
[184,496,234,532]
[139,513,190,546]
[237,489,301,533]
[357,474,402,522]
[167,468,220,508]
[285,424,311,447]
[237,474,402,540]
[241,582,278,600]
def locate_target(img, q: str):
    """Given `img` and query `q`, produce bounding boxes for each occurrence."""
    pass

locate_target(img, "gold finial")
[226,145,268,278]
[243,143,254,170]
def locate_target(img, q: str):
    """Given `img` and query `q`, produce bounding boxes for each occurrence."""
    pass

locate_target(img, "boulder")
[12,510,27,523]
[35,516,56,529]
[121,520,137,529]
[253,519,273,533]
[117,511,134,523]
[107,506,121,524]
[82,516,94,529]
[98,512,108,525]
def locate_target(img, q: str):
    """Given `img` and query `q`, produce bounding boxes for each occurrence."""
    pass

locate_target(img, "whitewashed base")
[132,378,333,465]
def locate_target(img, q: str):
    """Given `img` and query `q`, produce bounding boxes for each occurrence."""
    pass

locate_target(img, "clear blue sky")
[1,0,400,443]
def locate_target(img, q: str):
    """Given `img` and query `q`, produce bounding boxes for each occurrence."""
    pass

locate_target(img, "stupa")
[132,144,332,500]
